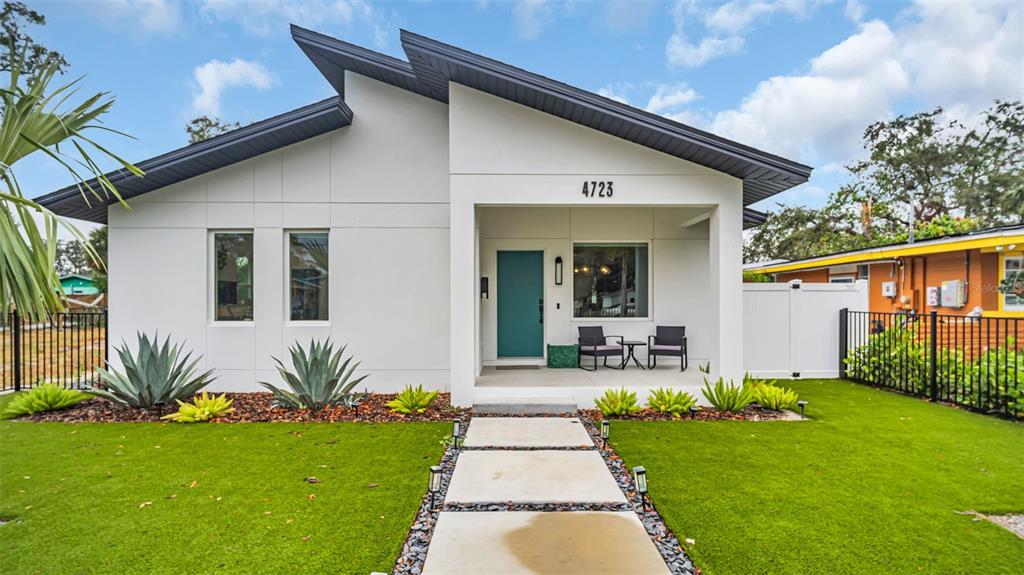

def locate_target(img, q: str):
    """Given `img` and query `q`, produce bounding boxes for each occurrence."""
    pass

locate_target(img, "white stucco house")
[36,27,811,407]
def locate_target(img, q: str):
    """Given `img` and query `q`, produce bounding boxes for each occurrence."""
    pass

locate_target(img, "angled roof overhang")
[292,25,812,207]
[34,97,353,223]
[743,208,768,229]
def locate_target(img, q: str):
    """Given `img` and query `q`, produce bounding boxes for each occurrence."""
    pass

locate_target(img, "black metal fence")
[1,309,107,391]
[840,308,1023,419]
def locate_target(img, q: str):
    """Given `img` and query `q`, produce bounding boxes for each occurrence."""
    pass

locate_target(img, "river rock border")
[581,416,696,575]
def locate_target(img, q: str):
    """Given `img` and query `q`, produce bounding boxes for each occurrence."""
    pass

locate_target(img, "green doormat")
[547,344,578,368]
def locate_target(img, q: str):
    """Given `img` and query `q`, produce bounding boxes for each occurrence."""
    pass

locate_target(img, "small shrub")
[386,384,439,414]
[698,362,711,374]
[595,387,640,417]
[161,392,235,423]
[646,387,697,418]
[701,377,755,413]
[1,384,89,419]
[92,332,215,408]
[261,339,369,410]
[752,384,799,410]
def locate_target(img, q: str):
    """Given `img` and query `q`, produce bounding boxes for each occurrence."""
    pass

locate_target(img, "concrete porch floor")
[474,365,710,408]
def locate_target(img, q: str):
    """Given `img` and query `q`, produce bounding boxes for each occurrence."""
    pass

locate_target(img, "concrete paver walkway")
[422,416,670,574]
[445,450,626,504]
[462,417,594,448]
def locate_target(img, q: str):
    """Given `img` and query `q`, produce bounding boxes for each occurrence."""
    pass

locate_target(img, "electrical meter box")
[926,286,939,306]
[882,281,897,297]
[940,280,966,307]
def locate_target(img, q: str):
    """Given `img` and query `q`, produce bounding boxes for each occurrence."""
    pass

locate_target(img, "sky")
[20,0,1024,236]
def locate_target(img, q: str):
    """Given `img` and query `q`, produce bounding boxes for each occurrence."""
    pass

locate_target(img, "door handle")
[539,298,544,324]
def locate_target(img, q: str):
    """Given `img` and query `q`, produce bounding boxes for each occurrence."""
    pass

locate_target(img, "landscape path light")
[600,419,610,448]
[633,466,649,511]
[797,400,808,419]
[428,465,442,509]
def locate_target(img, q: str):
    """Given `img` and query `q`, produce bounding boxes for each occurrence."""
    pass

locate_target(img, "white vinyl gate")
[743,281,868,379]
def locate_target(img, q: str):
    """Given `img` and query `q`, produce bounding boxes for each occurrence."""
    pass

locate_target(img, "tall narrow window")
[289,232,329,321]
[1003,255,1023,311]
[214,232,254,321]
[573,244,649,318]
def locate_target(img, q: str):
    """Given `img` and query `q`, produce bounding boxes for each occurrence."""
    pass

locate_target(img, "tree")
[186,115,240,144]
[86,226,107,292]
[55,239,88,276]
[0,51,141,320]
[0,2,67,76]
[746,101,1023,263]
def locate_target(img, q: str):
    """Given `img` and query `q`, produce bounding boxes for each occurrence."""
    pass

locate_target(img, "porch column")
[450,190,477,406]
[709,194,744,383]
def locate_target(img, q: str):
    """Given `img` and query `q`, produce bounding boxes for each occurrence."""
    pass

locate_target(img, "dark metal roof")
[34,97,353,223]
[743,208,768,229]
[292,25,811,206]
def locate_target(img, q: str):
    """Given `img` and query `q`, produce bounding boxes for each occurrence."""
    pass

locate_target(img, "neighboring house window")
[573,243,649,318]
[214,232,254,321]
[1004,255,1023,311]
[289,232,329,321]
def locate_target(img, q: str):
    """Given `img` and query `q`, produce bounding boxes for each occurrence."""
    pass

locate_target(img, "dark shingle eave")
[33,96,353,223]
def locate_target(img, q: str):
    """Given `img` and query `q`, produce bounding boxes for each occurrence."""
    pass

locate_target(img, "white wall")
[743,281,869,378]
[108,73,452,392]
[478,206,712,364]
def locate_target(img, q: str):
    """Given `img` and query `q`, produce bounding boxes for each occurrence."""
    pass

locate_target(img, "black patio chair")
[577,326,624,371]
[647,326,688,371]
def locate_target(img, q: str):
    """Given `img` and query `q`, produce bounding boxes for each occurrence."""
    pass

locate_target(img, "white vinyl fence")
[743,280,868,379]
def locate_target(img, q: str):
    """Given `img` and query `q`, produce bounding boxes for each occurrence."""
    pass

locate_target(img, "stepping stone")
[464,417,593,448]
[422,511,670,574]
[445,450,626,504]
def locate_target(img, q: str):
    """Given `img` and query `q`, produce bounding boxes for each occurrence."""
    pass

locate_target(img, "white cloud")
[899,1,1023,110]
[709,20,910,161]
[666,34,745,68]
[192,59,275,116]
[597,85,632,105]
[645,82,698,114]
[514,0,553,40]
[667,0,829,68]
[198,0,392,46]
[91,0,182,37]
[604,0,658,30]
[843,0,865,23]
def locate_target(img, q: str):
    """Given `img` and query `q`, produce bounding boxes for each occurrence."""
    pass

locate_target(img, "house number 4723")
[582,180,614,198]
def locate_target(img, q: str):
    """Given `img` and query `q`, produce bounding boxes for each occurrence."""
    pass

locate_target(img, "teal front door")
[497,251,544,357]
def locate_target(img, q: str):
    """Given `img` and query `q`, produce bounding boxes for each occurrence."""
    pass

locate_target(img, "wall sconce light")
[428,465,443,509]
[600,419,610,448]
[480,277,489,299]
[555,256,564,286]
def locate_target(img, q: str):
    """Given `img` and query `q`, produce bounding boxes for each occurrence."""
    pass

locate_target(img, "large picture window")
[573,243,649,318]
[289,232,329,321]
[214,232,254,321]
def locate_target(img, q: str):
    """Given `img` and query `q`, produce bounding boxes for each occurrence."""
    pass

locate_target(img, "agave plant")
[701,377,755,413]
[1,383,89,419]
[91,333,215,408]
[162,392,235,423]
[646,387,697,418]
[386,384,439,414]
[595,387,640,417]
[261,339,369,410]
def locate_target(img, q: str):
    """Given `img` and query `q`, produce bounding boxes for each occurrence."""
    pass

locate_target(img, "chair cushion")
[650,344,682,351]
[581,344,622,352]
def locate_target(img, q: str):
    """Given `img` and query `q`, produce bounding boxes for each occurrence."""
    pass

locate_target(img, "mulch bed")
[580,404,800,422]
[13,392,467,423]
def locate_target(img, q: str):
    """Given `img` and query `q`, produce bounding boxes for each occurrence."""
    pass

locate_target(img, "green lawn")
[0,398,446,574]
[612,380,1024,575]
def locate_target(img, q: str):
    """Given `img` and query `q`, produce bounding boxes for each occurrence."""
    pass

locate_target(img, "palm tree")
[0,50,141,321]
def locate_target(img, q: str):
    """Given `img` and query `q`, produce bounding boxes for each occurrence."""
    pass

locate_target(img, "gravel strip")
[581,415,697,575]
[442,502,631,512]
[392,415,470,575]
